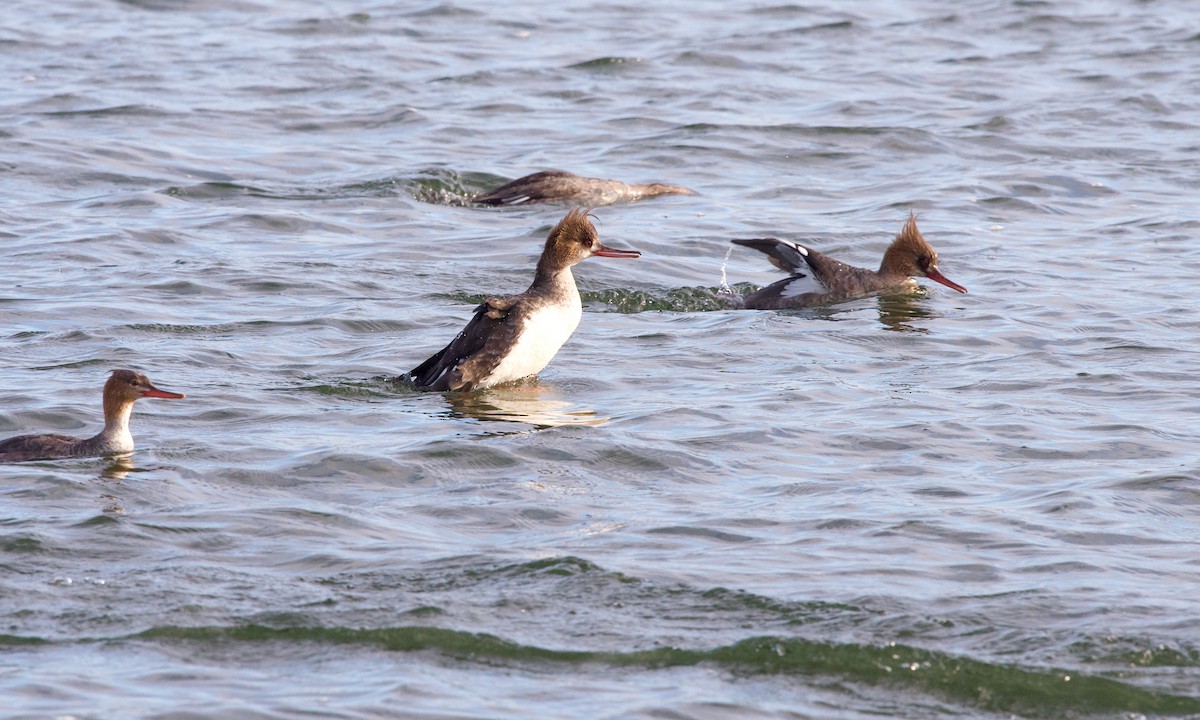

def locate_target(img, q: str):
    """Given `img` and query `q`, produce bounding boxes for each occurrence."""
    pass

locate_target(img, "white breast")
[482,296,582,387]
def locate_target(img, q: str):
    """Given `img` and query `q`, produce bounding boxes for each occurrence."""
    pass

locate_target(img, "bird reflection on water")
[876,291,939,334]
[99,455,135,481]
[445,384,609,433]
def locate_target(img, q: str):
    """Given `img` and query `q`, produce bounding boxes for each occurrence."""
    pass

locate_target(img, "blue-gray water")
[3,1,1200,718]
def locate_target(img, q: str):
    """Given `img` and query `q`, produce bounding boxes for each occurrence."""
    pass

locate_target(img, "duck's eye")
[917,255,932,270]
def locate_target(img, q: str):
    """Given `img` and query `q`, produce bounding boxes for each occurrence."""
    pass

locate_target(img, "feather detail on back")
[0,433,82,461]
[473,170,695,206]
[408,296,521,392]
[473,170,575,205]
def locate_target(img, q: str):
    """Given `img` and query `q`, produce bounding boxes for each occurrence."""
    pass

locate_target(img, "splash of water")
[718,245,734,295]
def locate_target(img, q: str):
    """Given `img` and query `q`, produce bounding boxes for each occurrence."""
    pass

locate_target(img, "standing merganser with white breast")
[732,214,967,309]
[407,208,640,392]
[473,170,695,206]
[0,369,185,462]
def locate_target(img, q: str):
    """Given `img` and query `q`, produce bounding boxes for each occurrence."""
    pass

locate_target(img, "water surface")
[3,1,1200,718]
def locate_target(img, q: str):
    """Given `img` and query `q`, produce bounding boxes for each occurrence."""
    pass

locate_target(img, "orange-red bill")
[927,269,967,294]
[593,244,641,258]
[142,386,186,399]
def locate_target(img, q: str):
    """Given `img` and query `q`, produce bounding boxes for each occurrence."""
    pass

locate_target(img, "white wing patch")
[779,271,828,299]
[776,242,825,298]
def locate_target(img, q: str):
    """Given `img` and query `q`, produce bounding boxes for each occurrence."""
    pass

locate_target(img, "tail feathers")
[731,238,810,274]
[408,345,453,389]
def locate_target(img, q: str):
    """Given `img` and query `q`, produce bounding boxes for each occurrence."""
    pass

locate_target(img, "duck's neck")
[530,262,578,302]
[877,247,909,280]
[84,394,136,455]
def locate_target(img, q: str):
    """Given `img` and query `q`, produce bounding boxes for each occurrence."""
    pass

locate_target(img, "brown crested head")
[104,369,186,403]
[879,213,967,294]
[538,208,640,273]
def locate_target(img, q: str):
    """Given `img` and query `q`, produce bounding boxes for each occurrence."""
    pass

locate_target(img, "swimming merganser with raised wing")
[473,170,695,206]
[732,214,967,309]
[0,369,185,462]
[407,208,640,392]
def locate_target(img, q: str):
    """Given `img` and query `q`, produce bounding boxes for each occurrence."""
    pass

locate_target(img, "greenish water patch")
[292,380,400,399]
[125,321,297,335]
[115,626,1200,718]
[0,634,48,647]
[440,285,752,313]
[72,514,121,528]
[494,555,638,581]
[408,168,492,206]
[161,182,269,200]
[700,586,865,623]
[45,104,168,118]
[583,286,747,313]
[568,56,641,72]
[2,536,47,553]
[1071,636,1200,668]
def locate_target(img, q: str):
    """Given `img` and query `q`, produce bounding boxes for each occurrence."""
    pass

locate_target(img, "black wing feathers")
[731,238,811,275]
[408,297,519,391]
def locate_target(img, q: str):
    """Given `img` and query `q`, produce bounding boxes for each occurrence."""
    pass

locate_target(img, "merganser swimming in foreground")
[407,208,640,392]
[732,214,967,309]
[0,369,185,462]
[473,170,695,206]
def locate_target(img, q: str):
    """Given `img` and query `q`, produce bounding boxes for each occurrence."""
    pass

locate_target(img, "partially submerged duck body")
[473,170,695,206]
[0,369,185,462]
[733,214,968,309]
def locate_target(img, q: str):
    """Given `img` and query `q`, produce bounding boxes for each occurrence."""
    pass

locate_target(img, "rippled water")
[4,1,1200,718]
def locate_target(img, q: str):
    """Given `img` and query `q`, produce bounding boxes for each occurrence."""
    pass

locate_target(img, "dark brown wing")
[0,433,82,462]
[408,296,521,392]
[472,170,577,206]
[734,238,826,309]
[734,237,890,308]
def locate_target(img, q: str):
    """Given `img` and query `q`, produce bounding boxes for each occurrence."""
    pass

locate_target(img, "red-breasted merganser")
[732,214,968,309]
[473,170,695,206]
[0,369,185,462]
[407,208,640,392]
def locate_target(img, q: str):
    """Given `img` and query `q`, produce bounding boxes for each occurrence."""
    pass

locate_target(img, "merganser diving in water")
[0,369,185,462]
[473,170,695,206]
[732,214,968,309]
[407,208,640,392]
